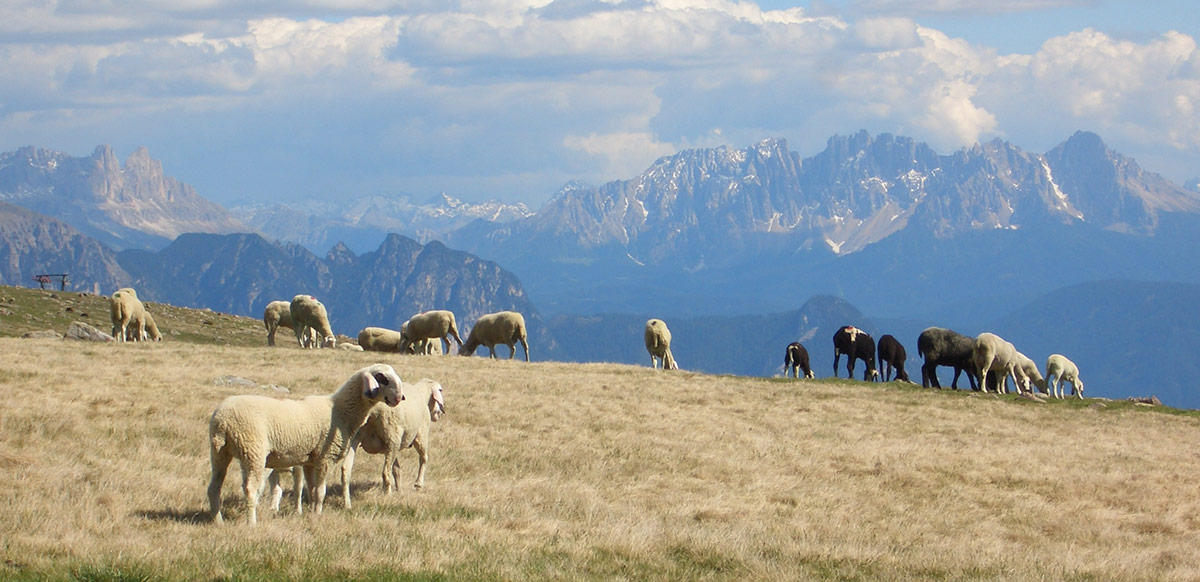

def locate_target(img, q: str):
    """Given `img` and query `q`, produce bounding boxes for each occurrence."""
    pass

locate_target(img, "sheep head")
[360,364,404,407]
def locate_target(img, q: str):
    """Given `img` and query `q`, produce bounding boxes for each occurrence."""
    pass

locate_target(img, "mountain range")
[2,132,1199,407]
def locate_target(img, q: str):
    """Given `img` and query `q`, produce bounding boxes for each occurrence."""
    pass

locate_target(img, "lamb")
[832,325,878,381]
[972,332,1021,395]
[458,311,529,361]
[206,363,404,524]
[1046,354,1085,399]
[290,294,336,349]
[876,334,910,382]
[358,326,408,353]
[784,342,814,379]
[340,378,445,506]
[644,318,678,370]
[125,310,162,342]
[400,310,463,355]
[917,327,978,390]
[109,288,145,343]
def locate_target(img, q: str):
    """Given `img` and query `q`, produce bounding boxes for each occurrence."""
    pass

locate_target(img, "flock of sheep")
[104,286,1086,525]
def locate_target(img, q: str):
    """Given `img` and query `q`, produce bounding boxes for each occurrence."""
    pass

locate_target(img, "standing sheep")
[341,378,445,505]
[832,326,878,381]
[784,342,814,379]
[290,294,335,349]
[459,311,529,361]
[357,326,408,353]
[917,327,978,390]
[644,318,678,370]
[876,334,910,382]
[1014,352,1048,395]
[125,310,162,342]
[1046,354,1085,399]
[263,301,295,347]
[973,333,1020,395]
[207,363,404,524]
[400,310,463,355]
[109,288,145,343]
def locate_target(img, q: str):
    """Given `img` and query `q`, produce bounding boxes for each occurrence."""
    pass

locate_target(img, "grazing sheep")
[400,310,463,355]
[109,288,145,343]
[125,310,162,342]
[1046,354,1085,399]
[290,295,335,349]
[644,318,678,370]
[917,327,978,390]
[784,342,814,379]
[358,326,408,353]
[207,363,404,524]
[459,311,529,361]
[341,378,445,506]
[1014,352,1048,395]
[972,333,1021,395]
[876,334,910,382]
[832,325,878,381]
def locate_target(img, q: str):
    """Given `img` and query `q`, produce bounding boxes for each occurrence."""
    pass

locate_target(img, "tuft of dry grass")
[1,335,1199,581]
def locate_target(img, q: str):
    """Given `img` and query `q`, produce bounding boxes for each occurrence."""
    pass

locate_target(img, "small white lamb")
[1046,354,1085,399]
[207,363,404,524]
[340,378,445,507]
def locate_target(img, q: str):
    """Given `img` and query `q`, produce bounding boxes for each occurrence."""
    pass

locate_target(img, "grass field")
[1,287,1199,580]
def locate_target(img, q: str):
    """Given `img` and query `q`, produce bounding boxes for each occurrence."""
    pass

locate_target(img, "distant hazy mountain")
[232,192,532,254]
[0,146,248,250]
[0,200,130,293]
[117,232,559,356]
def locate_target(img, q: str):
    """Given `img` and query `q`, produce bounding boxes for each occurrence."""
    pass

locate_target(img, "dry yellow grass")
[1,337,1199,581]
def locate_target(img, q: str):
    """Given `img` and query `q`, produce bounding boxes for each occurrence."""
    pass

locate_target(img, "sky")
[1,0,1197,208]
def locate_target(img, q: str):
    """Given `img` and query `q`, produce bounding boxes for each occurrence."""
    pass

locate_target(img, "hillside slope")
[0,337,1197,580]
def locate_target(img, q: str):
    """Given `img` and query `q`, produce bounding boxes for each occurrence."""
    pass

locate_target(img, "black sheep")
[832,325,878,381]
[784,342,814,379]
[876,334,910,382]
[916,327,978,390]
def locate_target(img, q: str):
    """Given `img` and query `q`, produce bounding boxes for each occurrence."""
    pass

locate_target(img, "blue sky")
[1,0,1196,207]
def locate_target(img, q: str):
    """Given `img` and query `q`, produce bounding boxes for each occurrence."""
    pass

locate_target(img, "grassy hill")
[1,285,1199,580]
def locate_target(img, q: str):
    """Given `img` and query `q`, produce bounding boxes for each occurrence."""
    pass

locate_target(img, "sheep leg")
[488,345,498,359]
[341,446,357,509]
[520,338,530,362]
[207,448,233,524]
[241,463,267,525]
[267,470,284,512]
[383,451,400,494]
[312,463,329,513]
[412,438,428,490]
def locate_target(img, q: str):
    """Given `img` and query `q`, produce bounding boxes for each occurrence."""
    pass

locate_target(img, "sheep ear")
[362,370,380,399]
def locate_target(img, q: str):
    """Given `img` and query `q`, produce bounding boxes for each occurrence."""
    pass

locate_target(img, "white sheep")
[125,310,162,341]
[644,318,678,370]
[400,310,463,355]
[1014,352,1048,395]
[206,363,404,524]
[973,332,1020,394]
[1046,354,1085,399]
[340,378,445,506]
[290,294,335,349]
[357,326,407,353]
[458,311,529,361]
[109,288,145,343]
[338,343,364,352]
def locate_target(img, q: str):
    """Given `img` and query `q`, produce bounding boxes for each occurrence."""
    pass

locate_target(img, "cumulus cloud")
[0,0,1196,206]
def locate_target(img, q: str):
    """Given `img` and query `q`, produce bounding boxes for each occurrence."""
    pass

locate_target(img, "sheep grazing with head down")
[341,378,445,505]
[358,326,408,353]
[459,311,529,361]
[1046,354,1085,399]
[290,294,335,349]
[973,332,1021,395]
[125,310,162,342]
[784,342,814,379]
[876,334,910,382]
[207,363,404,525]
[400,310,463,355]
[1014,352,1048,395]
[917,327,978,390]
[264,300,306,347]
[109,288,145,343]
[832,325,878,381]
[644,318,678,370]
